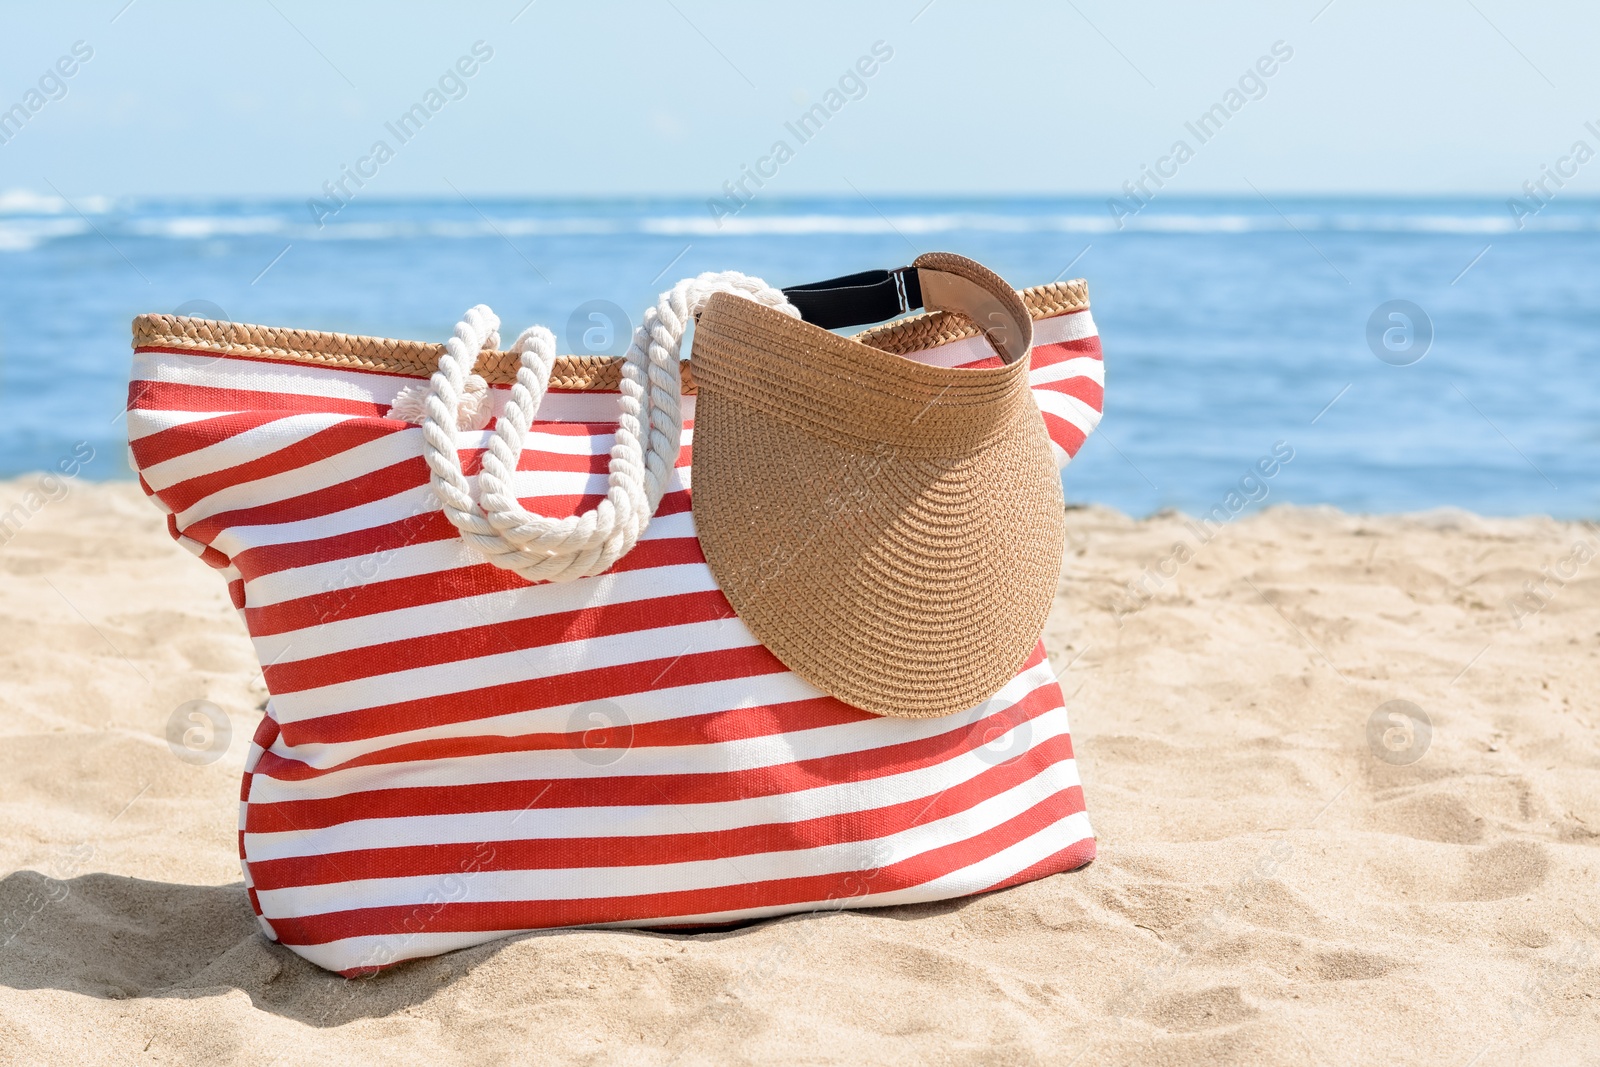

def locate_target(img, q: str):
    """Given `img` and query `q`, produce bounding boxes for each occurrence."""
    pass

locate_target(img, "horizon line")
[4,188,1596,204]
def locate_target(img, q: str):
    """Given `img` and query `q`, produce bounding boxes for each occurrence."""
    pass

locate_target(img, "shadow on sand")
[0,869,731,1026]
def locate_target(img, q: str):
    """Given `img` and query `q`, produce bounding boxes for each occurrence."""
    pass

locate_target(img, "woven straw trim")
[131,313,679,392]
[129,277,1087,392]
[858,278,1089,356]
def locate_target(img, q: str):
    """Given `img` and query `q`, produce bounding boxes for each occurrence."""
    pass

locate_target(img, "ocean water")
[1,192,1595,518]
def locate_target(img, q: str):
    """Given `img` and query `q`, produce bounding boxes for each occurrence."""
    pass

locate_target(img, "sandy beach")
[1,477,1596,1066]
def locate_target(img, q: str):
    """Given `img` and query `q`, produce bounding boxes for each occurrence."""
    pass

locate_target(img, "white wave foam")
[0,219,90,252]
[0,189,111,216]
[0,189,65,215]
[1129,214,1258,233]
[127,215,287,238]
[625,212,1598,237]
[1324,213,1523,234]
[474,218,627,236]
[1,204,1595,251]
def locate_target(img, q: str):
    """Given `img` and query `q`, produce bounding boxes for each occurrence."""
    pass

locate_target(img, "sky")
[1,0,1598,202]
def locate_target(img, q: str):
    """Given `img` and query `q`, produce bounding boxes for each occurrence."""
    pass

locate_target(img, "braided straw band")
[128,278,1087,390]
[690,291,1067,720]
[131,312,677,392]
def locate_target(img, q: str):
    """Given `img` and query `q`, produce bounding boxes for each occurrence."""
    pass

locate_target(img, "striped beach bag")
[126,253,1106,975]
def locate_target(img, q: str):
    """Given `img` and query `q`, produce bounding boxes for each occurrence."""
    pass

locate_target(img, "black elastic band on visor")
[781,267,923,330]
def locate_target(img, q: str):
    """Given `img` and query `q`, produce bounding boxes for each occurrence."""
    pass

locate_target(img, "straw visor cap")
[690,256,1067,719]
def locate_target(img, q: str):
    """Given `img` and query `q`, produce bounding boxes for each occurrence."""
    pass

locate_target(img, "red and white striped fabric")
[126,301,1105,975]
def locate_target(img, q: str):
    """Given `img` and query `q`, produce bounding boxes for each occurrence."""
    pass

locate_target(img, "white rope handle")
[419,272,798,583]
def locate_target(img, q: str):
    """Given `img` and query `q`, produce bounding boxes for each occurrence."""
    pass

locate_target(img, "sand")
[1,478,1597,1065]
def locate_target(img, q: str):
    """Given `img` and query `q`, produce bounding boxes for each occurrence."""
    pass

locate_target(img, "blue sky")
[1,0,1596,200]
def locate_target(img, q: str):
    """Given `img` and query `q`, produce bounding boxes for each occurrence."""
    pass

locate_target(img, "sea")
[1,191,1595,519]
